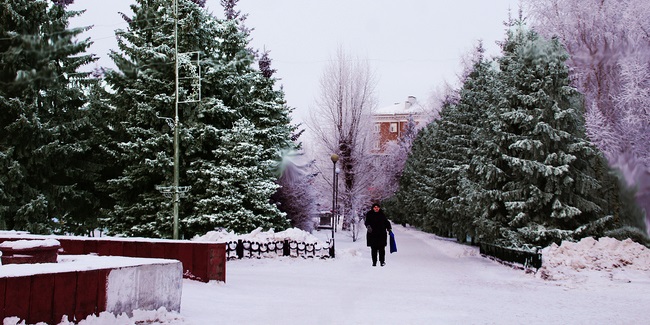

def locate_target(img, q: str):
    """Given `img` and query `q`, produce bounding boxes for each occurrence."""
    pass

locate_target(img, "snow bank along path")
[538,236,650,281]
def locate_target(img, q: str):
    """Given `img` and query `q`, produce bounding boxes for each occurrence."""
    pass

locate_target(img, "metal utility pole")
[172,0,180,240]
[157,0,199,239]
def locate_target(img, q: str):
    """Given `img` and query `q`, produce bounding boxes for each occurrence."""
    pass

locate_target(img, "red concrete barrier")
[53,272,78,323]
[123,241,139,257]
[0,240,61,265]
[0,235,226,283]
[5,276,31,321]
[1,260,181,324]
[29,274,55,323]
[209,244,227,281]
[136,242,152,258]
[0,278,5,320]
[151,242,166,259]
[93,240,124,256]
[83,240,98,255]
[62,239,84,255]
[176,242,195,278]
[75,270,100,321]
[192,244,209,281]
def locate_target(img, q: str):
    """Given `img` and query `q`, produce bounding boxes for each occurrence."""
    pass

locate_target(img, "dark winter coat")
[365,209,392,247]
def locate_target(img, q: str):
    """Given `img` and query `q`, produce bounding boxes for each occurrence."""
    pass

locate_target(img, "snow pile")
[0,230,29,236]
[538,236,650,281]
[3,307,185,325]
[192,227,324,244]
[0,239,60,249]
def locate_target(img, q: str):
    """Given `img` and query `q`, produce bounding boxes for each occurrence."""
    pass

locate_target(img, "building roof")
[374,96,425,116]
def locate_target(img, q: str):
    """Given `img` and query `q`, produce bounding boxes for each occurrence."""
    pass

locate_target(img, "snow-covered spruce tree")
[472,27,614,248]
[0,0,97,234]
[100,0,197,237]
[388,49,499,241]
[102,0,293,237]
[384,43,492,240]
[389,122,446,233]
[185,118,289,234]
[446,54,502,243]
[423,110,470,238]
[81,73,121,235]
[184,6,294,236]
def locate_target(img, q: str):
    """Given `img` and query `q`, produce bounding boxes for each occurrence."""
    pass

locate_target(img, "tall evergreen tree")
[101,0,293,237]
[259,49,315,231]
[184,4,294,235]
[448,53,501,242]
[100,0,190,237]
[0,0,96,234]
[389,24,645,248]
[472,27,613,248]
[389,48,498,241]
[391,122,444,232]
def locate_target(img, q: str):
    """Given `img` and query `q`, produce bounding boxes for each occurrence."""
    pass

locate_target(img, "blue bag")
[389,232,397,253]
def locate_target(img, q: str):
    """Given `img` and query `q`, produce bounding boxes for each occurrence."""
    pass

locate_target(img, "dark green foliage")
[0,0,98,234]
[472,28,613,248]
[387,27,647,249]
[98,0,181,237]
[0,0,295,238]
[100,0,295,237]
[389,49,499,241]
[599,167,647,237]
[604,227,650,248]
[185,119,290,234]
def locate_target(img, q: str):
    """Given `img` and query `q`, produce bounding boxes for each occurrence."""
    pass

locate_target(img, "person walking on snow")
[365,203,392,266]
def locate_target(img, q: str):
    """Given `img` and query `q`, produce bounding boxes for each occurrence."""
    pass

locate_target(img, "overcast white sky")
[69,0,520,123]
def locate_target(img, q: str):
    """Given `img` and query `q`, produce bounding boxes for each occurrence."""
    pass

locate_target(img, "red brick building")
[372,96,426,153]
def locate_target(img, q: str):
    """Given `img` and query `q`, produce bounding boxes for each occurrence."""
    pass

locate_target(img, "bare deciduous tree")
[308,47,377,241]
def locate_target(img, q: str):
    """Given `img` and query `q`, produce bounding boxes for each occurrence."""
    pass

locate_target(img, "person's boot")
[380,262,386,266]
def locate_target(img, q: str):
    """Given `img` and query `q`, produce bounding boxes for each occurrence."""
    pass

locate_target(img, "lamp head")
[331,154,339,163]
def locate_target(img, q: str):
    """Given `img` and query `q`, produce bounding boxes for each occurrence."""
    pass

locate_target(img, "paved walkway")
[181,225,649,324]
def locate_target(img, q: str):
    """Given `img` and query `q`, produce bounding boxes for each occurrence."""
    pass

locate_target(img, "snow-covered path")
[180,225,650,324]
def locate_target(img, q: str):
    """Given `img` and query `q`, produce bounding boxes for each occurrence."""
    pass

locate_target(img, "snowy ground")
[6,225,650,325]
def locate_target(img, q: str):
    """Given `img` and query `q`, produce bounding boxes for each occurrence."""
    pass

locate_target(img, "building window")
[374,140,381,150]
[374,123,380,133]
[389,123,398,133]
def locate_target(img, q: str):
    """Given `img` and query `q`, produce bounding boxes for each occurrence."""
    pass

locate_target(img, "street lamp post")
[334,167,340,232]
[330,154,339,258]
